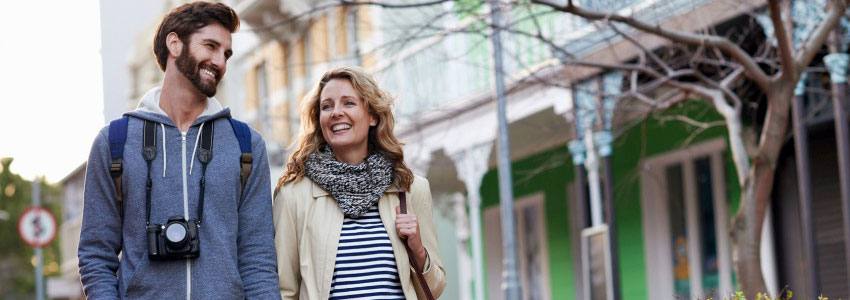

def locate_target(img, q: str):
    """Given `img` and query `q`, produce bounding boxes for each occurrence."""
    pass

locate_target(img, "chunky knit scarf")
[305,145,394,218]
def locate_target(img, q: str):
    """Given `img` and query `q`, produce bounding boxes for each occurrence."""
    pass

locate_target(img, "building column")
[792,73,819,298]
[450,143,493,300]
[825,52,850,296]
[450,192,474,300]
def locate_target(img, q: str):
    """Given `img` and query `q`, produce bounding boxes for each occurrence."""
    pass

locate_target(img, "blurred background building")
[48,0,850,299]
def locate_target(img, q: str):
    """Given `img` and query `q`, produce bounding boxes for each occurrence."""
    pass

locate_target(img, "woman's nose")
[331,107,343,118]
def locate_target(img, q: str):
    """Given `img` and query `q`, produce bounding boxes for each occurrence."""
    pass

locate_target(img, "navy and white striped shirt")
[329,205,405,299]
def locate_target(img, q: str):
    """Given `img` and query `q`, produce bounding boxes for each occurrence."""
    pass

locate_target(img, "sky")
[0,1,104,183]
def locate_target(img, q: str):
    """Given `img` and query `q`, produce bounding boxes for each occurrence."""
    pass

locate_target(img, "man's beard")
[176,47,220,97]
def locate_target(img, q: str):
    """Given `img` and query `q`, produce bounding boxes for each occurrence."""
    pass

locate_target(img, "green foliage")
[702,289,830,300]
[453,0,485,19]
[0,158,63,298]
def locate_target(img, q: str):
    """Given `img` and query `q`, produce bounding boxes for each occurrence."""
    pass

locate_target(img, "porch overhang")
[235,0,312,43]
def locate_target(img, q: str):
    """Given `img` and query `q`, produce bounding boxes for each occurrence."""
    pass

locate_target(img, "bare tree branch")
[655,114,726,147]
[609,23,674,74]
[720,67,746,112]
[768,0,796,80]
[530,0,773,90]
[338,0,452,9]
[795,0,849,70]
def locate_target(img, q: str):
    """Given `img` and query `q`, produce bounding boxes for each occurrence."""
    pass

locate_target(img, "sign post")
[18,181,55,300]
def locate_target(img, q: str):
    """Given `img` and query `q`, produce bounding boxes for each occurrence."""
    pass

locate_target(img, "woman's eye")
[321,105,331,111]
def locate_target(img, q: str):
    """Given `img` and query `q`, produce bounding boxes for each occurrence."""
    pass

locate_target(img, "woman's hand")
[396,206,427,271]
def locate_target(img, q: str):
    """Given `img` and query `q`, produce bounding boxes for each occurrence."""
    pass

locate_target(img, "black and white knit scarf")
[305,145,394,218]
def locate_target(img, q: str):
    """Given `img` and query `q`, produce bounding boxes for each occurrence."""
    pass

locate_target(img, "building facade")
[92,0,850,299]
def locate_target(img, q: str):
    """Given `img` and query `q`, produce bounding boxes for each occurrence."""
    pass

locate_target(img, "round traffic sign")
[17,206,57,248]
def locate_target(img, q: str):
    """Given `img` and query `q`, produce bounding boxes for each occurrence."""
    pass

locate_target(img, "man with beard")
[78,2,281,299]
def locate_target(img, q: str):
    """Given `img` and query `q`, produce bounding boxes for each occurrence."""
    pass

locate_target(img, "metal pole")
[601,157,621,300]
[572,165,589,299]
[488,0,521,298]
[792,75,819,298]
[32,179,44,300]
[584,128,604,226]
[824,49,850,296]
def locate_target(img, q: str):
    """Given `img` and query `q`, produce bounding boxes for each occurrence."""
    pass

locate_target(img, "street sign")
[17,206,57,248]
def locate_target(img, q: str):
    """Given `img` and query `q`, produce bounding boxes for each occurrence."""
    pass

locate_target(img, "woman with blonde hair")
[273,66,446,299]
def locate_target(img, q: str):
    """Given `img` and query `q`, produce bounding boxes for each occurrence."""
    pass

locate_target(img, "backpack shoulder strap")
[228,118,253,194]
[107,116,129,218]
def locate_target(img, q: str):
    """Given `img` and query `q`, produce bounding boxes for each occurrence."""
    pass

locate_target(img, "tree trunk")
[732,163,772,297]
[731,87,793,298]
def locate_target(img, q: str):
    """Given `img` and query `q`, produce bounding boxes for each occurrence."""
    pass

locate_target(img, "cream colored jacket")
[273,175,447,299]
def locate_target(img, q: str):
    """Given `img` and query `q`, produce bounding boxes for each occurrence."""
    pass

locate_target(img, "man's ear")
[166,32,183,58]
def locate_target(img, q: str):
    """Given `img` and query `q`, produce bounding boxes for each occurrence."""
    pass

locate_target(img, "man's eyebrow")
[202,39,221,46]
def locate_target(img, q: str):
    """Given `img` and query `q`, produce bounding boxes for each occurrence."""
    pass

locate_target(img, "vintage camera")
[147,216,200,260]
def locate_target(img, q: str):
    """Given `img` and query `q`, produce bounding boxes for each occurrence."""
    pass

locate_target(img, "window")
[256,62,269,132]
[640,139,733,300]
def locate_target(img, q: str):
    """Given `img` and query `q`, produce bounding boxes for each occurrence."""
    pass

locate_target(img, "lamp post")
[487,0,521,298]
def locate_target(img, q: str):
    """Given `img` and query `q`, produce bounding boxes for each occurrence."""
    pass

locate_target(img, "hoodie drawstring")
[189,122,205,175]
[160,123,167,178]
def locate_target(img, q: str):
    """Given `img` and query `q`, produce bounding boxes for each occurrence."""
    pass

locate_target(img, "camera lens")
[165,222,188,244]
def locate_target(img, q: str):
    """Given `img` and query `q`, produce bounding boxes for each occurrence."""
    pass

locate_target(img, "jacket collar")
[311,180,402,198]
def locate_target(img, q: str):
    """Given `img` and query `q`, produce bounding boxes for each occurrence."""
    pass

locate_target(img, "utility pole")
[33,179,44,300]
[488,0,521,299]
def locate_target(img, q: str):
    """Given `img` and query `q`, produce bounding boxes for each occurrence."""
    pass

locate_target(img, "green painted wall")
[480,147,576,299]
[477,100,742,299]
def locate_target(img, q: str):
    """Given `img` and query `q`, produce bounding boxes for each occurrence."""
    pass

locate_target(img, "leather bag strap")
[398,192,436,300]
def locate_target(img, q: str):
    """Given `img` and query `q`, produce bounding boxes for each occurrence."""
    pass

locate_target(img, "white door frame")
[639,138,733,299]
[483,192,552,300]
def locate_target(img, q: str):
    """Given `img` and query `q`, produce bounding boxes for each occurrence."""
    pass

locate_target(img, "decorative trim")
[824,53,849,84]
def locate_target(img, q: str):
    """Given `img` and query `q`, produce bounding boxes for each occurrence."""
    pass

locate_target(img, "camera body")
[147,216,200,260]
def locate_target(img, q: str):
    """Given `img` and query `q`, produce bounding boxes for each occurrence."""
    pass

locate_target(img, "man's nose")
[212,52,226,70]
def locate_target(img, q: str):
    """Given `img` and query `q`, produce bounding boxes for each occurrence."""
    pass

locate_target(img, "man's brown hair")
[153,1,240,71]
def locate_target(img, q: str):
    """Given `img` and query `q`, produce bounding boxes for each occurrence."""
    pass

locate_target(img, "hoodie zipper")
[180,131,191,300]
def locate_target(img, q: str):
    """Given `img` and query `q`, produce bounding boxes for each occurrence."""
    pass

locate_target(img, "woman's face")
[318,78,376,162]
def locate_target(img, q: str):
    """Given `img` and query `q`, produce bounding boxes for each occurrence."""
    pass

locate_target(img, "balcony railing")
[373,0,712,125]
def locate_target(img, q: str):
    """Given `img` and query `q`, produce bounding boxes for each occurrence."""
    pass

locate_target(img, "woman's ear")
[369,113,378,126]
[166,32,183,58]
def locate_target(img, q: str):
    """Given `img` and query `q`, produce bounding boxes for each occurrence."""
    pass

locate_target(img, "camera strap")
[142,120,214,226]
[143,120,156,226]
[197,121,213,224]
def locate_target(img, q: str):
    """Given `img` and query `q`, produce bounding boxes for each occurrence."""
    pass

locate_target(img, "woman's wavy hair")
[276,66,413,192]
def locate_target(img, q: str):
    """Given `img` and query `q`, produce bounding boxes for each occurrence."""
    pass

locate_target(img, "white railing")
[373,0,710,124]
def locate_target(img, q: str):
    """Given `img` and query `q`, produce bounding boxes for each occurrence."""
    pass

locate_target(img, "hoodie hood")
[127,86,231,127]
[124,86,234,178]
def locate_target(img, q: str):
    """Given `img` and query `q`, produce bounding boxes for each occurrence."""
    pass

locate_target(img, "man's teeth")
[202,69,216,78]
[332,124,351,131]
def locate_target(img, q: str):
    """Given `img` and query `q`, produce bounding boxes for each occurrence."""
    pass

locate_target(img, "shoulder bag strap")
[398,192,436,300]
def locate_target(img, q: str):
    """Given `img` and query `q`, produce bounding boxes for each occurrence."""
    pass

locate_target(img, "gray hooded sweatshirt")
[78,87,281,299]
